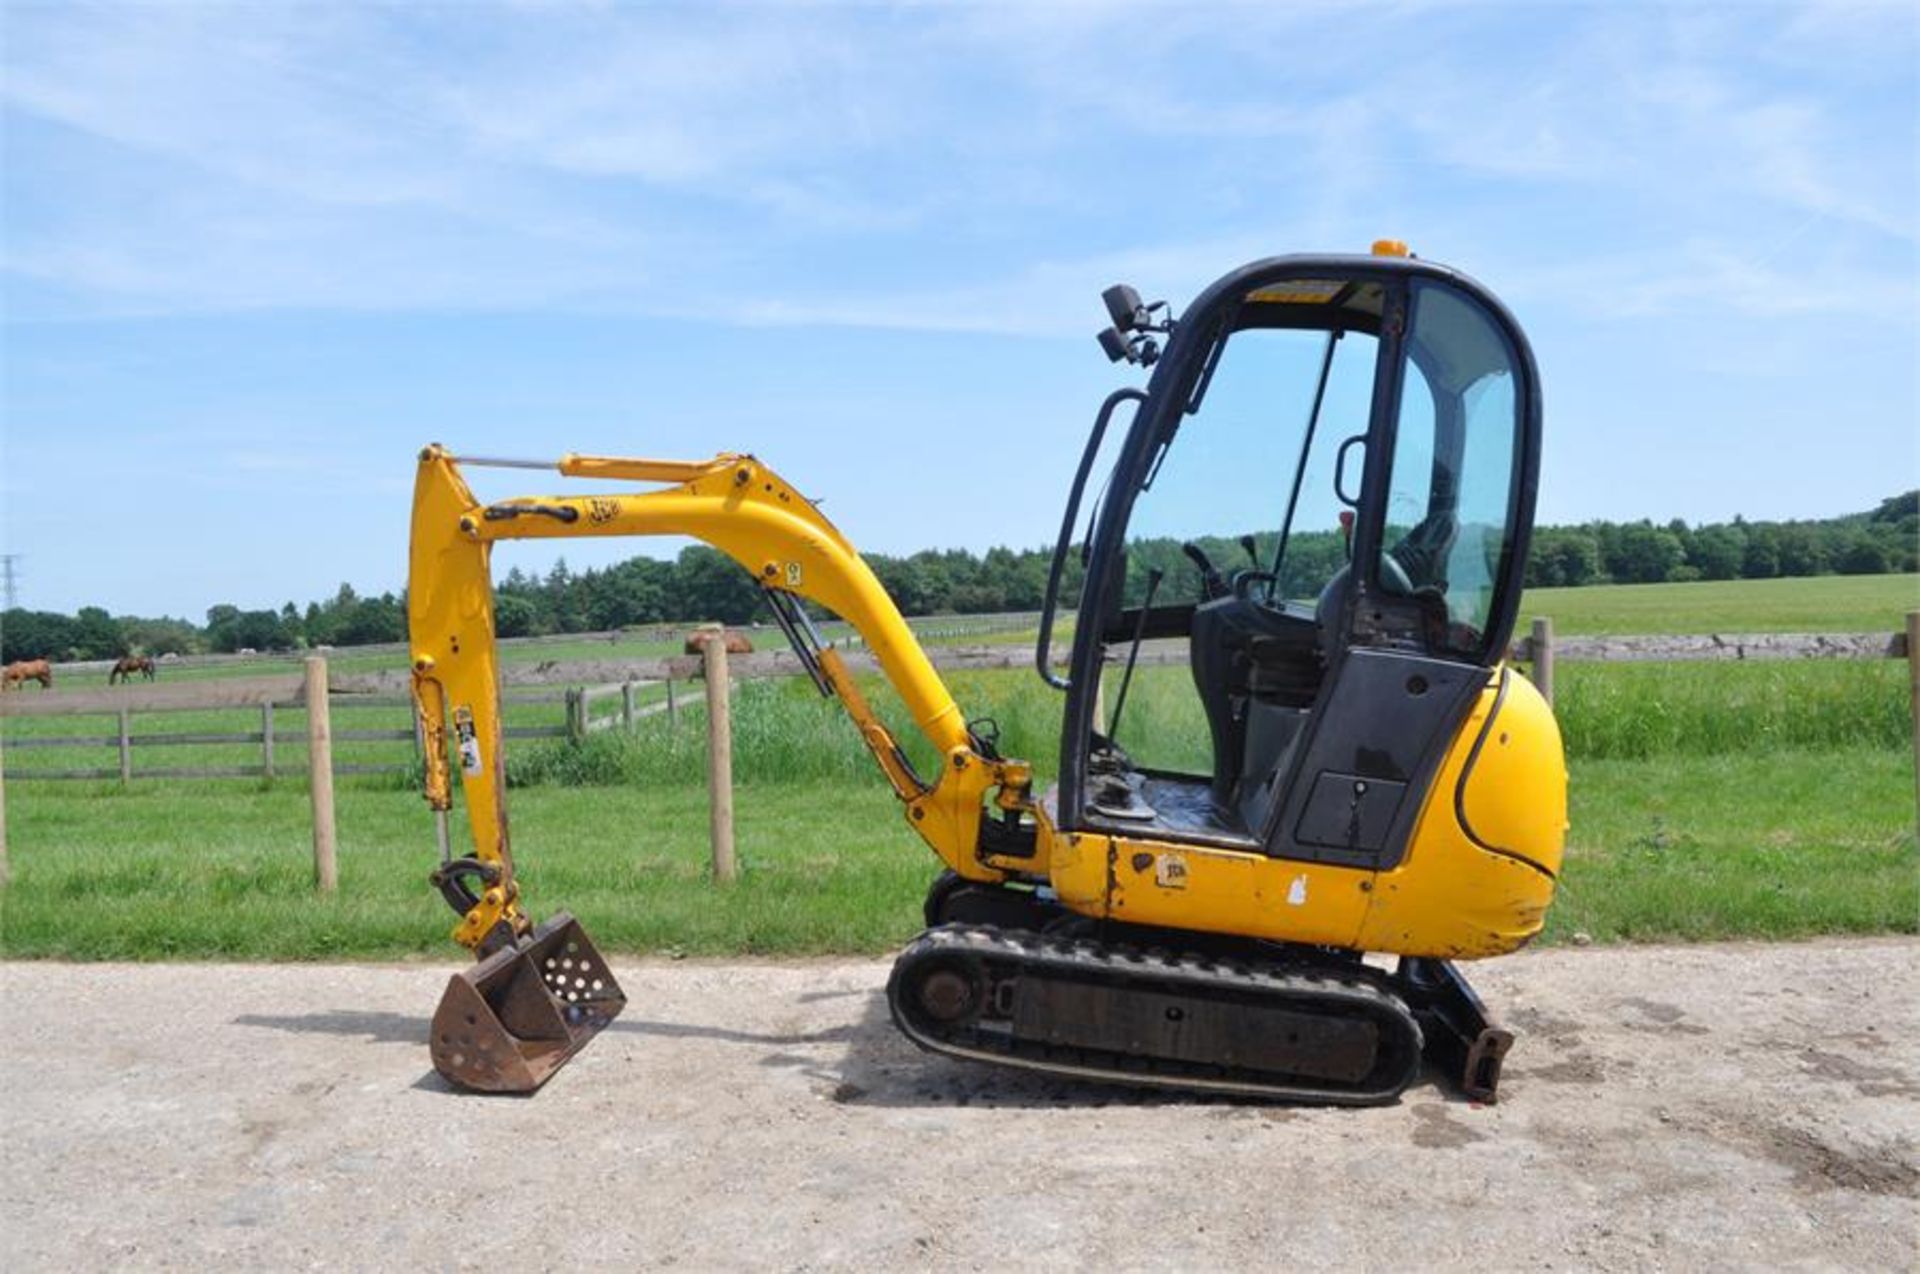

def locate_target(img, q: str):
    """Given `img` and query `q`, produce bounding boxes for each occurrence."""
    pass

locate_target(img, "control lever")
[1107,567,1164,745]
[1181,542,1228,600]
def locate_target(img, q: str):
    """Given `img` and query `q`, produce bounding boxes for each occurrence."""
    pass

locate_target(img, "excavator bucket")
[428,912,626,1093]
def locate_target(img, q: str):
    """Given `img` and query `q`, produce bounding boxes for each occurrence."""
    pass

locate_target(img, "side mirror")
[1096,284,1169,366]
[1103,284,1146,331]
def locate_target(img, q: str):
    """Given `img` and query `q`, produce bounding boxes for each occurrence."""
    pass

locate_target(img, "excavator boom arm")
[408,445,1029,950]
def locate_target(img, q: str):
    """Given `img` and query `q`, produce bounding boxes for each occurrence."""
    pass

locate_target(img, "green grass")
[1546,749,1916,943]
[3,660,1912,960]
[10,572,1910,961]
[0,693,626,778]
[0,777,931,959]
[3,748,1909,960]
[1553,660,1908,759]
[1089,658,1907,772]
[41,632,681,689]
[22,635,1893,782]
[1521,573,1917,636]
[0,674,698,777]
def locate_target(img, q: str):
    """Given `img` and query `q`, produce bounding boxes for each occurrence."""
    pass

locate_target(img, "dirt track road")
[4,940,1915,1271]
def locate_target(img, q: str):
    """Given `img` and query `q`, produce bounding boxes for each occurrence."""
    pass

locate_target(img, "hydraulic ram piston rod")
[446,454,560,470]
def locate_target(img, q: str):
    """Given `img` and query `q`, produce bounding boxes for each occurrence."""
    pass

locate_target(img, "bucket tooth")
[428,912,626,1093]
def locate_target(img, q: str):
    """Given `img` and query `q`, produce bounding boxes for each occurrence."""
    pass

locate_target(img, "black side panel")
[1264,649,1486,869]
[1295,772,1408,853]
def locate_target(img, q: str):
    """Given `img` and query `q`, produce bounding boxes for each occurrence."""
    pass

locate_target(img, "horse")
[2,659,53,691]
[109,655,156,684]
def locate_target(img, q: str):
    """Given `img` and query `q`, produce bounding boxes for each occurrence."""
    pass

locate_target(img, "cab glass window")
[1376,282,1521,657]
[1120,326,1378,610]
[1103,298,1380,775]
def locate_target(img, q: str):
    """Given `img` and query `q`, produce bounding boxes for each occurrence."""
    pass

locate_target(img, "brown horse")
[2,659,53,691]
[109,655,156,684]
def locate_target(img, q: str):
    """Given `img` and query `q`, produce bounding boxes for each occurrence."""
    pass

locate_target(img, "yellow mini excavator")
[408,243,1566,1103]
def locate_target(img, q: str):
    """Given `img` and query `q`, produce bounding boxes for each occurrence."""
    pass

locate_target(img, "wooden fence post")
[1907,610,1919,841]
[1530,617,1555,706]
[261,701,276,779]
[305,657,338,894]
[666,676,678,729]
[701,635,737,882]
[118,707,132,787]
[0,731,9,887]
[622,680,636,731]
[566,687,586,742]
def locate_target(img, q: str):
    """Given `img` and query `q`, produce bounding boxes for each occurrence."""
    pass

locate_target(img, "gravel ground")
[3,939,1915,1271]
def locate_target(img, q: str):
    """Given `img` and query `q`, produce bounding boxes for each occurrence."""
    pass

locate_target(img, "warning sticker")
[453,705,482,776]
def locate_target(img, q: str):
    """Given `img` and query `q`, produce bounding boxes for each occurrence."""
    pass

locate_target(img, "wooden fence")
[0,675,684,783]
[0,656,700,890]
[2,621,1913,781]
[1,616,1915,892]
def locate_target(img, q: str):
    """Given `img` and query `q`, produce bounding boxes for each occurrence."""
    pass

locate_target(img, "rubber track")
[887,924,1424,1105]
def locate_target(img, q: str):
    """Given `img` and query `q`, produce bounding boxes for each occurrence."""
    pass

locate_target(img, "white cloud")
[1,1,1911,326]
[2,5,461,208]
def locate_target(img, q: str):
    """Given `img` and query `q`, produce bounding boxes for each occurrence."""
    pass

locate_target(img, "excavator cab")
[1041,247,1539,877]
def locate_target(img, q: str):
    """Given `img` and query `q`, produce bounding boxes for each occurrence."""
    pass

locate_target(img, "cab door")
[1263,276,1540,870]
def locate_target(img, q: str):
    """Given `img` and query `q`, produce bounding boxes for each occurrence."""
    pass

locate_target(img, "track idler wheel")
[429,912,627,1092]
[909,956,988,1028]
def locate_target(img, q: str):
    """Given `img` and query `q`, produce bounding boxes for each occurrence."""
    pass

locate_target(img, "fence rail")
[0,674,676,783]
[3,619,1911,786]
[2,616,1917,896]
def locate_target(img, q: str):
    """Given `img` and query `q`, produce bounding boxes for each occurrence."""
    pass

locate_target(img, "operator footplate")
[887,925,1423,1104]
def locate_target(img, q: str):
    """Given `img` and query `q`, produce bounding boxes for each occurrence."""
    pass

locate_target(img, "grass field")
[95,634,694,685]
[14,572,1912,699]
[0,686,679,780]
[49,612,1050,689]
[1548,749,1915,943]
[4,573,1914,959]
[3,744,1910,960]
[3,647,1913,959]
[1519,572,1917,636]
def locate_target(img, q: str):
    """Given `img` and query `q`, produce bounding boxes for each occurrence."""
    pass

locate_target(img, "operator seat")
[1188,586,1323,816]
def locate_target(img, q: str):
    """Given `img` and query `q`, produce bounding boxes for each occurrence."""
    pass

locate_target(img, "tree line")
[1525,492,1917,587]
[4,492,1913,664]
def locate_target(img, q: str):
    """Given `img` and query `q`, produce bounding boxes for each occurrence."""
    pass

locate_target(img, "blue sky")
[2,1,1914,617]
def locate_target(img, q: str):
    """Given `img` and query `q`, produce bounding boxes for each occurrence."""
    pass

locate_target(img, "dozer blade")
[428,912,626,1093]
